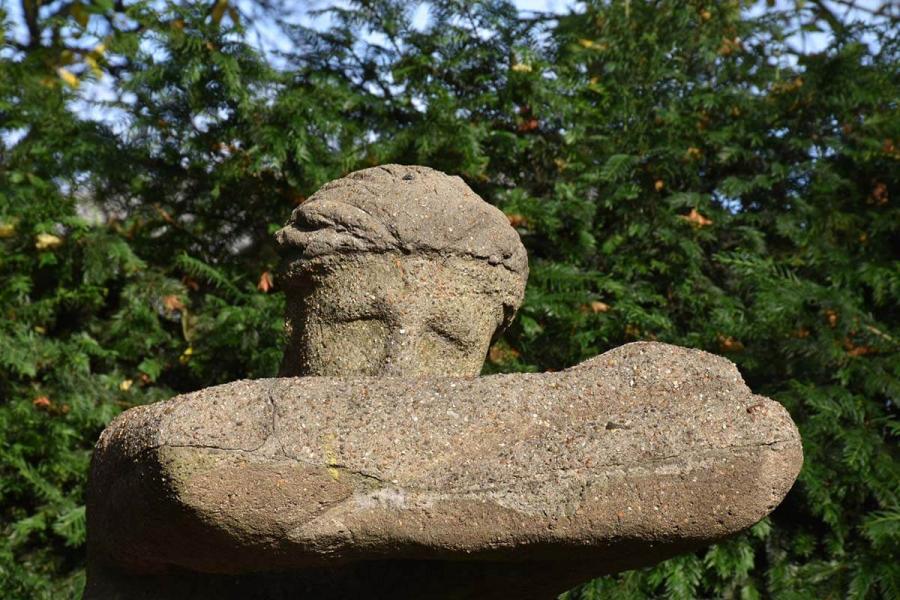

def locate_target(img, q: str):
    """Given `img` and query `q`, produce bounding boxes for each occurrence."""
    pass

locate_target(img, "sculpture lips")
[87,341,802,581]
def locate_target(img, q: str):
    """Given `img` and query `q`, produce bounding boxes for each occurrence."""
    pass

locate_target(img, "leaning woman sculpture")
[85,165,802,599]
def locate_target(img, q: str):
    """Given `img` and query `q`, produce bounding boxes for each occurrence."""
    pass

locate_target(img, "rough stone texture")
[276,164,528,377]
[280,254,520,378]
[86,164,802,598]
[275,164,528,278]
[86,342,802,599]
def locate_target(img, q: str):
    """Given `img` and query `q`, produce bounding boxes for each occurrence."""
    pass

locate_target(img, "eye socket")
[427,296,501,347]
[415,311,498,377]
[420,327,464,355]
[333,312,382,324]
[427,320,475,350]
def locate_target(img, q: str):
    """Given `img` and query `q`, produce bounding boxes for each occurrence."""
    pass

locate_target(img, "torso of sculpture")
[85,165,802,599]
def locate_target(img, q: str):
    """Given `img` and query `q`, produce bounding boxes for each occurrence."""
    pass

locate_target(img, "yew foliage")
[1,1,897,598]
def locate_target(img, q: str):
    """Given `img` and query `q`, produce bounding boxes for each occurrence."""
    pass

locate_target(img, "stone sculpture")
[276,164,528,378]
[85,165,802,599]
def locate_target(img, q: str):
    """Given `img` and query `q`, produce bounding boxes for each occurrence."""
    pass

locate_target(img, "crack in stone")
[265,382,289,459]
[160,437,797,497]
[324,463,385,485]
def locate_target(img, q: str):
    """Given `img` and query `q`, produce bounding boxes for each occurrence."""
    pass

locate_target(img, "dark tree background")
[1,1,897,598]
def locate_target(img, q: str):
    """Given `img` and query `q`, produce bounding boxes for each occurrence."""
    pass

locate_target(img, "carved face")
[281,255,508,377]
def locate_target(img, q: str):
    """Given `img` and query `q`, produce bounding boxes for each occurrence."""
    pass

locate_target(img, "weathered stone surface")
[86,165,803,598]
[275,164,528,278]
[87,341,802,598]
[276,165,528,377]
[280,254,522,378]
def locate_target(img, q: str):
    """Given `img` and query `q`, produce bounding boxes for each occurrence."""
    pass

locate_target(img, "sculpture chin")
[86,342,802,599]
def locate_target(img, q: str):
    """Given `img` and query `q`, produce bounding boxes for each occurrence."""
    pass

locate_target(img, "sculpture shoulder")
[566,341,744,385]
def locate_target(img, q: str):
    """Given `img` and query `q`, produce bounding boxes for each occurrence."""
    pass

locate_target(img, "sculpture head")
[276,165,528,377]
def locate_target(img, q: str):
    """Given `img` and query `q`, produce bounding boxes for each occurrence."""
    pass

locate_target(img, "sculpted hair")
[276,164,529,330]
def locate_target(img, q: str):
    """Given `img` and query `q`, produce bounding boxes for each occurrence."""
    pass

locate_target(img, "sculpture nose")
[381,323,422,376]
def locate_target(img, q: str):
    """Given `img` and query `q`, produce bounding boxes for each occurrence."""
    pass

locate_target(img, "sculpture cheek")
[376,326,485,377]
[425,330,480,370]
[302,319,390,376]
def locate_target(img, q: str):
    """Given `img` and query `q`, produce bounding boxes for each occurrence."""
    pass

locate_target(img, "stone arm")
[86,342,801,598]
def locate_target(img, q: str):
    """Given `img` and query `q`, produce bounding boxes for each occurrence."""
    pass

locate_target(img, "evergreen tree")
[1,1,897,598]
